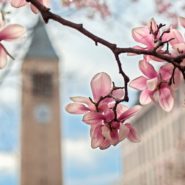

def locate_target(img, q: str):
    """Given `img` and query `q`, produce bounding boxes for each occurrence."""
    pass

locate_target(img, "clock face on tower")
[33,104,52,123]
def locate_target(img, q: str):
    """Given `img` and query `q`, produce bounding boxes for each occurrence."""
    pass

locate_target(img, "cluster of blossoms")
[66,72,141,149]
[1,0,185,150]
[130,18,184,112]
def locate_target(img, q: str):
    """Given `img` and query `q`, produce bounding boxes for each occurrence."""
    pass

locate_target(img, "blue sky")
[0,0,183,185]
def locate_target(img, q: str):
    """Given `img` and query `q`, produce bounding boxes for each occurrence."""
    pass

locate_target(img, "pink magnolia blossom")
[66,72,141,149]
[11,0,49,13]
[131,18,169,62]
[164,25,185,65]
[0,24,25,68]
[130,59,181,112]
[132,18,160,50]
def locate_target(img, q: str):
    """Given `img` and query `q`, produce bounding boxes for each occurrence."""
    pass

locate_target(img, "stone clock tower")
[21,18,62,185]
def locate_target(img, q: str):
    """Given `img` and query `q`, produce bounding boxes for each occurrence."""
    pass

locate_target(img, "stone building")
[21,18,62,185]
[122,85,185,185]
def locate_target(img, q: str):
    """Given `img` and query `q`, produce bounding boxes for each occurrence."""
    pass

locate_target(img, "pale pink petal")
[0,24,25,41]
[172,43,185,54]
[83,112,104,124]
[140,89,152,105]
[91,126,104,148]
[110,129,119,145]
[116,104,128,118]
[147,77,158,91]
[152,90,159,102]
[98,97,115,111]
[147,18,158,33]
[11,0,27,8]
[118,124,129,141]
[65,103,90,114]
[112,89,125,99]
[0,45,7,69]
[166,29,184,45]
[91,72,112,102]
[179,16,185,28]
[101,126,111,140]
[118,105,141,121]
[139,59,157,78]
[125,123,140,142]
[70,96,95,110]
[99,139,111,150]
[101,124,120,145]
[104,109,114,122]
[30,4,39,13]
[132,26,154,48]
[172,68,183,90]
[159,86,174,112]
[129,76,147,90]
[159,63,173,81]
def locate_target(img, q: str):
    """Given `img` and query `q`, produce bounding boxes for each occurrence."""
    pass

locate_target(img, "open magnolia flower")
[66,72,141,149]
[11,0,49,13]
[0,24,25,68]
[130,59,182,112]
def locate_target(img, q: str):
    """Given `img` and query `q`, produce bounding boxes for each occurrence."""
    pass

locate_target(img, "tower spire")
[25,17,59,60]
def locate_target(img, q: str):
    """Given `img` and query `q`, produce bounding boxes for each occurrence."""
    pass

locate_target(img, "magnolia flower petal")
[104,109,114,122]
[70,96,95,110]
[139,59,157,78]
[147,77,158,91]
[159,86,174,112]
[125,123,140,142]
[0,45,7,69]
[30,4,39,13]
[91,126,104,148]
[102,126,111,140]
[140,89,152,105]
[83,112,104,125]
[118,105,141,121]
[179,16,185,28]
[99,139,111,150]
[91,125,111,150]
[112,89,125,99]
[165,28,184,46]
[116,104,129,118]
[11,0,27,8]
[132,26,154,48]
[148,18,158,33]
[118,124,129,141]
[110,129,119,145]
[65,103,89,114]
[129,76,147,90]
[0,24,25,41]
[172,43,185,54]
[159,63,173,81]
[91,72,112,102]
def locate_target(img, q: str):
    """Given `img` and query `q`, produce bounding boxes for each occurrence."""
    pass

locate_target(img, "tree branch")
[26,0,185,100]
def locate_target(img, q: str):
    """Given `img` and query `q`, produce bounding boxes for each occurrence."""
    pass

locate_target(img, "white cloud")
[63,138,112,167]
[0,153,18,173]
[63,138,95,166]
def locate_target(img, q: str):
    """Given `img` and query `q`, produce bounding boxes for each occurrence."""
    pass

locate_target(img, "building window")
[32,73,53,97]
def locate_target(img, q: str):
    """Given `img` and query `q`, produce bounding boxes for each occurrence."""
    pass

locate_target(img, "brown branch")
[26,0,185,100]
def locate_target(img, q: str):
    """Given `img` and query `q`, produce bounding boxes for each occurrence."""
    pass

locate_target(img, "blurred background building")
[122,84,185,185]
[21,18,62,185]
